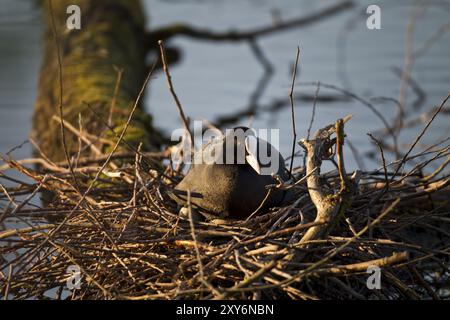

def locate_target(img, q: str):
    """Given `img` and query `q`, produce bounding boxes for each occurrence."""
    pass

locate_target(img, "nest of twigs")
[1,112,449,300]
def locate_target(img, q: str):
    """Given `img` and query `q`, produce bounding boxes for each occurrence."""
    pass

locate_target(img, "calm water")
[0,0,449,170]
[1,0,448,300]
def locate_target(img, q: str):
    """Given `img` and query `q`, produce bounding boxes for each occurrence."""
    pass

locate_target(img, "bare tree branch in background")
[148,1,354,45]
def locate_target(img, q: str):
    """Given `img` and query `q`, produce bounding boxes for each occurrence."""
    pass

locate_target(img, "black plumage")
[170,127,288,219]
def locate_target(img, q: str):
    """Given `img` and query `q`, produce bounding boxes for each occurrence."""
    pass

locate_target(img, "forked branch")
[298,115,359,244]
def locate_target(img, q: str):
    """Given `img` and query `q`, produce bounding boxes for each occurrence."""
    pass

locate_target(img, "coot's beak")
[245,135,261,174]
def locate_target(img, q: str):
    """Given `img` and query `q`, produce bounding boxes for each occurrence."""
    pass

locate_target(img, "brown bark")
[33,0,161,162]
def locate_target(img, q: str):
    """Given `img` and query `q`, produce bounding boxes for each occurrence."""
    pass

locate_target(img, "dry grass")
[0,117,449,299]
[2,0,448,301]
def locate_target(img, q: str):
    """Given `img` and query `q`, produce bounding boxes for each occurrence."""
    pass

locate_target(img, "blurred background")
[0,0,449,170]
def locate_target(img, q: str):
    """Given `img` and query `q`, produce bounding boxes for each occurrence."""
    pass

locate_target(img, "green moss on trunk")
[33,0,161,162]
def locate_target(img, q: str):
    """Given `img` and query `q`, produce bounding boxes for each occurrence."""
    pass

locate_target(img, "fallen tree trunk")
[32,0,161,162]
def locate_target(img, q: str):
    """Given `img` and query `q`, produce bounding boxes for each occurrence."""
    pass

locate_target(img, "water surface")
[0,0,449,171]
